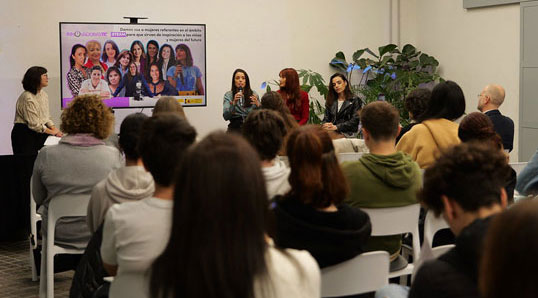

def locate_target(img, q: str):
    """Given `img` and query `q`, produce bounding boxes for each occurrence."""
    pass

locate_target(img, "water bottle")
[135,80,142,101]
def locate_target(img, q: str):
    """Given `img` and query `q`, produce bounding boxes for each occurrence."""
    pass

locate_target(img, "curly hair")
[458,112,503,150]
[419,142,512,216]
[405,88,431,121]
[60,94,115,139]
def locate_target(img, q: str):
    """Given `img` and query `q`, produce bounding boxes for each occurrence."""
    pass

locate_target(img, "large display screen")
[59,22,206,109]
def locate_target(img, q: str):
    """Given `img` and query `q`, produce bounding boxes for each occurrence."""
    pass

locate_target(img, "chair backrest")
[321,251,390,297]
[423,211,450,249]
[47,193,91,245]
[361,204,421,261]
[510,162,528,176]
[431,244,455,258]
[337,152,364,163]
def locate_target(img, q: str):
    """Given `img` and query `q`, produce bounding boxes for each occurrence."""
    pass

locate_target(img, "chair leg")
[39,241,46,297]
[47,245,54,298]
[30,241,38,281]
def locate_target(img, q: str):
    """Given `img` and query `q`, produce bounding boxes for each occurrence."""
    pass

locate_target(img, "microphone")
[238,87,244,106]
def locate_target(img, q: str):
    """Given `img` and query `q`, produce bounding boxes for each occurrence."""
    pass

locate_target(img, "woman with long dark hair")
[272,125,371,268]
[113,62,153,98]
[396,80,465,168]
[149,132,320,298]
[114,50,133,77]
[102,40,120,68]
[12,66,62,154]
[144,40,159,80]
[278,68,309,125]
[148,63,177,96]
[322,73,362,137]
[106,66,124,97]
[167,43,204,95]
[222,68,260,132]
[158,44,175,80]
[130,40,146,75]
[67,44,89,97]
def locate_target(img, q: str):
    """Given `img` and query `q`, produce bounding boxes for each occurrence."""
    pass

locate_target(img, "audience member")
[260,91,298,154]
[149,132,320,298]
[87,113,154,233]
[101,114,196,298]
[480,200,538,298]
[396,80,465,168]
[322,73,362,137]
[152,96,186,119]
[477,84,514,152]
[396,88,431,143]
[242,109,291,200]
[272,125,371,268]
[406,143,511,298]
[342,101,422,270]
[33,94,121,295]
[516,148,538,196]
[458,112,516,202]
[278,68,309,125]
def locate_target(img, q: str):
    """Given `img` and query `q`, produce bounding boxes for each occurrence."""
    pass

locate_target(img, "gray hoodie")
[87,165,155,233]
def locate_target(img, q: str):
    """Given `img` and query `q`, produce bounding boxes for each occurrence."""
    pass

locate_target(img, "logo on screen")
[111,32,127,37]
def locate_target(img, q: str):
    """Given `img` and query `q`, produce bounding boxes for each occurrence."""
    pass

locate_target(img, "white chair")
[29,191,42,281]
[321,251,390,297]
[39,194,90,298]
[423,211,451,250]
[337,152,364,163]
[510,162,528,176]
[431,244,455,258]
[361,204,421,279]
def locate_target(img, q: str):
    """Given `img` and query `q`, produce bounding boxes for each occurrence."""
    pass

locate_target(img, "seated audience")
[260,91,298,154]
[272,125,371,268]
[516,148,538,196]
[477,84,514,152]
[396,88,431,143]
[342,101,422,270]
[87,113,154,233]
[458,112,516,202]
[242,109,291,200]
[396,80,465,168]
[101,114,196,298]
[32,94,122,294]
[152,96,186,119]
[406,143,511,298]
[322,73,362,137]
[480,200,538,298]
[149,132,320,298]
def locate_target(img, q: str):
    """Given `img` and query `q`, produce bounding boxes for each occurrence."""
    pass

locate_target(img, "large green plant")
[263,69,327,124]
[330,44,442,126]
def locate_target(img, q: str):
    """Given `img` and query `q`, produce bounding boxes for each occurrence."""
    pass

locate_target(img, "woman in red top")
[278,68,309,125]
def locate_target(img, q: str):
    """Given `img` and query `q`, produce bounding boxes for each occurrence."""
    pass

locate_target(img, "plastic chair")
[431,244,455,258]
[361,204,421,279]
[29,190,42,281]
[510,162,528,176]
[423,211,450,250]
[321,251,390,297]
[337,152,364,163]
[39,194,91,298]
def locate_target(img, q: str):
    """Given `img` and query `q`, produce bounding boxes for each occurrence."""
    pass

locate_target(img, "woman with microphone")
[222,69,260,132]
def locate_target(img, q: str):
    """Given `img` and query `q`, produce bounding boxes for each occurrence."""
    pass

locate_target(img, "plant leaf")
[364,48,379,59]
[352,49,366,62]
[378,44,398,57]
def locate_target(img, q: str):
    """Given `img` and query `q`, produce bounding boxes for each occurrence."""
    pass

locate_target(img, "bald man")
[477,84,514,152]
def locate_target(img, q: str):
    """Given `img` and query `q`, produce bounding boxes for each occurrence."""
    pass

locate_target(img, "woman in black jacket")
[322,73,362,137]
[272,125,371,268]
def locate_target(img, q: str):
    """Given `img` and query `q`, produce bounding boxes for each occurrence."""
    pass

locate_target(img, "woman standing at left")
[12,66,62,155]
[222,69,260,132]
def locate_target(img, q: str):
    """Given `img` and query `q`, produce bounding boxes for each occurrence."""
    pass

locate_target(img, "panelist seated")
[322,73,362,138]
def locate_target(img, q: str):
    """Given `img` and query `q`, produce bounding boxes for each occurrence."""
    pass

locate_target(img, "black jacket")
[485,109,514,152]
[272,194,371,268]
[70,225,106,298]
[409,216,493,298]
[322,97,362,136]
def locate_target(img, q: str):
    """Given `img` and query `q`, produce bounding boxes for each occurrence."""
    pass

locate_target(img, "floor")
[0,241,73,298]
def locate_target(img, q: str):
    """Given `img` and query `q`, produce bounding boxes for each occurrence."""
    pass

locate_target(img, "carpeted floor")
[0,240,73,298]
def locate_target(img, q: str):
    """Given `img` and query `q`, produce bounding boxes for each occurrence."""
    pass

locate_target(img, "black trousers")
[11,123,48,155]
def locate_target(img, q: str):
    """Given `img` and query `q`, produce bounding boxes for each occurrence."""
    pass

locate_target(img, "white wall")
[401,0,520,160]
[0,0,394,155]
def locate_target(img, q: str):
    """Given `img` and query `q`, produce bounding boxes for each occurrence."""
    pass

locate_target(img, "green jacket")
[342,151,422,259]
